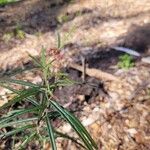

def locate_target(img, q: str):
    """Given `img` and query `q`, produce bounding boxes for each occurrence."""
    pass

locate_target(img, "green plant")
[14,26,26,39]
[117,54,134,69]
[0,0,21,5]
[0,48,97,149]
[57,10,82,24]
[2,25,25,43]
[75,10,82,17]
[57,14,69,24]
[2,32,14,43]
[56,25,76,49]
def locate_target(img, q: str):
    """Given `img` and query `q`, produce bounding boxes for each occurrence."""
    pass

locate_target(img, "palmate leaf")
[0,87,40,110]
[50,100,98,150]
[46,114,57,150]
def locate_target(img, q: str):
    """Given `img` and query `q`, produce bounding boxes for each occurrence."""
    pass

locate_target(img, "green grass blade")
[54,130,85,149]
[56,78,74,87]
[56,32,61,49]
[0,117,38,128]
[3,107,39,117]
[0,78,40,88]
[50,100,97,150]
[28,53,43,68]
[0,87,40,110]
[41,48,46,68]
[25,97,39,106]
[1,65,39,77]
[0,83,39,106]
[51,104,93,150]
[19,132,36,149]
[0,124,35,139]
[46,114,57,150]
[63,109,97,148]
[0,107,39,125]
[0,0,21,5]
[48,111,61,120]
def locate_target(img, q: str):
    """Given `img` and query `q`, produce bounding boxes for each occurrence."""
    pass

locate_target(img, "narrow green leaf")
[0,87,40,110]
[1,65,39,77]
[50,106,92,150]
[60,26,76,49]
[54,130,85,149]
[41,48,46,68]
[0,107,39,125]
[46,59,55,70]
[0,117,38,128]
[0,78,39,88]
[0,0,21,5]
[64,109,97,148]
[26,97,39,106]
[28,53,43,68]
[50,100,97,150]
[56,32,61,49]
[19,132,36,149]
[0,83,39,106]
[48,111,61,120]
[46,114,57,150]
[0,124,35,139]
[56,78,74,86]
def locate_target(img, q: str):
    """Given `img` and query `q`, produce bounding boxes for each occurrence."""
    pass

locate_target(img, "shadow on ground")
[0,0,73,34]
[0,0,75,51]
[121,23,150,53]
[71,23,150,72]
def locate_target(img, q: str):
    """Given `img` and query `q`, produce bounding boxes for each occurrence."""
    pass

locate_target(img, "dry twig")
[69,63,120,82]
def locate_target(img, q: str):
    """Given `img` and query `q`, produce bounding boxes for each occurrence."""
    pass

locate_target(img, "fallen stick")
[69,63,120,81]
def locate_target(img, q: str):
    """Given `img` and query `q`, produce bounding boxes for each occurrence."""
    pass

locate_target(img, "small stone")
[32,76,42,84]
[126,128,137,137]
[134,131,145,144]
[77,95,85,102]
[93,107,100,112]
[0,100,7,107]
[108,92,120,100]
[83,105,91,112]
[62,123,72,133]
[141,57,150,64]
[125,119,130,126]
[82,117,96,126]
[90,123,101,140]
[108,124,112,129]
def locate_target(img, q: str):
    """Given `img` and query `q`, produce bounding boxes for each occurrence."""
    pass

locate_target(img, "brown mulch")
[0,0,150,149]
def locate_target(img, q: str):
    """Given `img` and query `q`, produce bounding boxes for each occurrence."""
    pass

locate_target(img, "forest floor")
[0,0,150,149]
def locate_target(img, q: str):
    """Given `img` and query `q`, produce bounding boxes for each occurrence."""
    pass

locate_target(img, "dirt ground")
[0,0,150,149]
